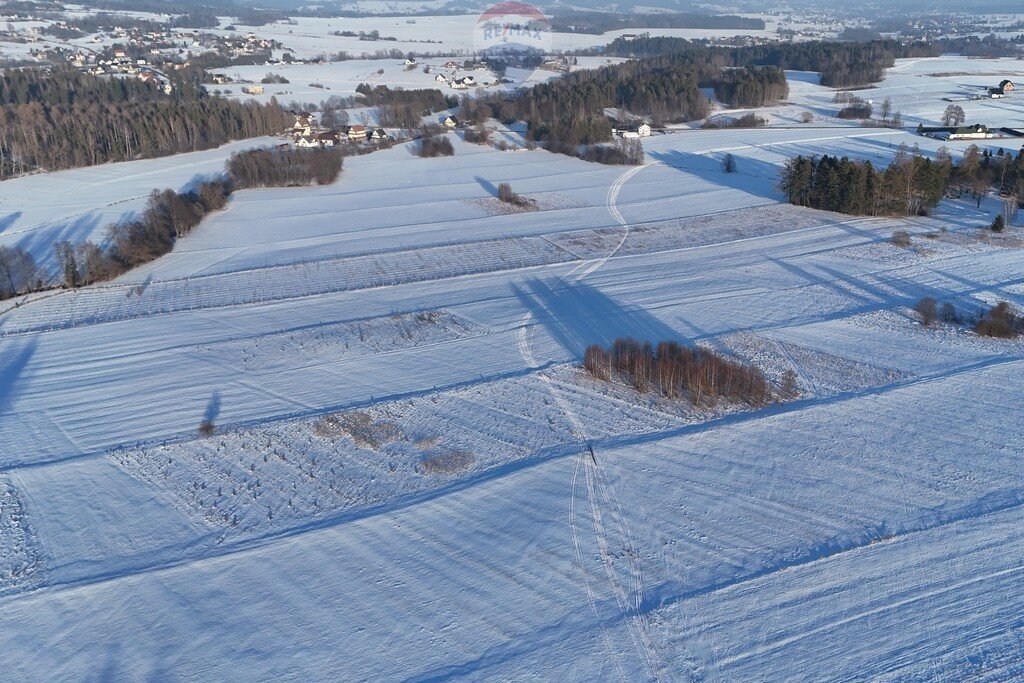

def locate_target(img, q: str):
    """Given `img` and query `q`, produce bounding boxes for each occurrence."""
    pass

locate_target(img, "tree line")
[780,144,1024,217]
[779,146,952,216]
[0,147,343,299]
[550,11,764,34]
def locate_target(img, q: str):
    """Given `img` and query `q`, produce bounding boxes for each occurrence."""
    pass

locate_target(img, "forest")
[0,68,288,178]
[712,66,788,107]
[463,58,709,157]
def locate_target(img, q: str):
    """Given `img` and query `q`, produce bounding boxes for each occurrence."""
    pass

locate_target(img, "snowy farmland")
[2,59,1024,679]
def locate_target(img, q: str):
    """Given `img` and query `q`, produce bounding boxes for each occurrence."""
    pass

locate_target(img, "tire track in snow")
[515,160,669,681]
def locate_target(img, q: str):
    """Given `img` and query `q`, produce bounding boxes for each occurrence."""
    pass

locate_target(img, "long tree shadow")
[474,176,500,198]
[0,336,38,419]
[647,148,785,202]
[512,277,680,359]
[0,211,22,235]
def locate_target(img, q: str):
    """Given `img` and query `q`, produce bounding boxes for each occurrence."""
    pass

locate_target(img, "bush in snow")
[914,297,938,326]
[974,301,1022,339]
[890,230,912,248]
[417,135,454,158]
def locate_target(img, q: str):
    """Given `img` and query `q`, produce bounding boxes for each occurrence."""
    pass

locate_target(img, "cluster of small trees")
[915,297,1022,339]
[834,92,874,120]
[779,145,952,216]
[417,135,454,157]
[462,125,490,145]
[227,147,343,188]
[701,113,766,129]
[975,302,1022,338]
[712,66,788,108]
[941,104,967,127]
[949,145,1024,208]
[354,84,456,130]
[50,178,231,286]
[583,338,776,407]
[579,138,645,166]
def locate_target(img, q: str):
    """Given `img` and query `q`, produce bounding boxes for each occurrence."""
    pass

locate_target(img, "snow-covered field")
[0,138,279,271]
[1,56,1024,679]
[783,56,1024,128]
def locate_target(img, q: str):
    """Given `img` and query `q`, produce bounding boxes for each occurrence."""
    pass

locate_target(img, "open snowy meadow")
[1,57,1024,679]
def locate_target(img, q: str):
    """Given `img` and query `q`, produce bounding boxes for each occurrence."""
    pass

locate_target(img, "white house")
[946,124,994,140]
[615,123,651,138]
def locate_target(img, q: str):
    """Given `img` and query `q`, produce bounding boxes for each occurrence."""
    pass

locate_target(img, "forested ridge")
[602,38,938,88]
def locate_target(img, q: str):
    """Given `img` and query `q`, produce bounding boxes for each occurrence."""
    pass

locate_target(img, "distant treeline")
[550,11,765,34]
[601,38,939,88]
[170,10,220,29]
[0,147,343,299]
[0,67,194,106]
[39,12,164,38]
[0,68,288,179]
[936,34,1024,57]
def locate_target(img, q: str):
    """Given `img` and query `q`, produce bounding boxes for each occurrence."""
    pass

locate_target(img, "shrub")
[940,302,959,323]
[779,369,799,399]
[497,182,525,205]
[974,301,1021,338]
[891,230,912,247]
[260,72,289,84]
[723,153,736,173]
[991,214,1006,232]
[914,296,938,326]
[837,102,873,119]
[418,135,454,157]
[198,419,216,436]
[463,125,490,145]
[800,111,814,123]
